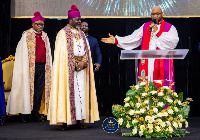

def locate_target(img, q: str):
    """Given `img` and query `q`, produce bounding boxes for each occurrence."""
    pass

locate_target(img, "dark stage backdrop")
[4,17,199,117]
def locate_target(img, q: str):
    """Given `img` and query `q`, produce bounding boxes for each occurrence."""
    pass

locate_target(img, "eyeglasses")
[34,23,44,26]
[151,12,162,16]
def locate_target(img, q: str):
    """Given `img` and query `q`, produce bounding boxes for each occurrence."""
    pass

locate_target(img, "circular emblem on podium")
[102,117,119,133]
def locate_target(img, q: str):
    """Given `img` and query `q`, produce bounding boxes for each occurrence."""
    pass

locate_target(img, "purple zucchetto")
[68,5,81,18]
[31,11,45,22]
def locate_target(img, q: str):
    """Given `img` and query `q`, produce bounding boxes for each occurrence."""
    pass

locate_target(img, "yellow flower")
[186,98,193,101]
[145,86,149,92]
[129,101,134,107]
[139,117,144,122]
[149,110,154,116]
[126,115,132,120]
[167,116,173,121]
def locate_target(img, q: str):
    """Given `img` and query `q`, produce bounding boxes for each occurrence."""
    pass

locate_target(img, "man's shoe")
[33,116,44,122]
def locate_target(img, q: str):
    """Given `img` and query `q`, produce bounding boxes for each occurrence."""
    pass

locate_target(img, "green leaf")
[178,92,183,102]
[112,105,125,118]
[148,82,157,92]
[179,105,190,118]
[126,89,138,104]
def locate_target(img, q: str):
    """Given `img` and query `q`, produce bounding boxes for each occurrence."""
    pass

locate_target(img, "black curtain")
[0,0,11,59]
[6,17,200,117]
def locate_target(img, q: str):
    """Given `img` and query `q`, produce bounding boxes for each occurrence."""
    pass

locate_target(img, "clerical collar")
[33,29,41,34]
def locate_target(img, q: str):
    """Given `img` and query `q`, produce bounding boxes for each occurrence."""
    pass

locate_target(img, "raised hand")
[101,33,115,44]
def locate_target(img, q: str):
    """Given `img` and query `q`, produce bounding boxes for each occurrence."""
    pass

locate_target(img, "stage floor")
[0,116,199,140]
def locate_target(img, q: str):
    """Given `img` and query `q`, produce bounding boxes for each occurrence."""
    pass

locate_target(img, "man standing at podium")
[101,6,179,89]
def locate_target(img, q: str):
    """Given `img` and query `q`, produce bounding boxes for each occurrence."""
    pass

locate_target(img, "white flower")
[147,124,153,129]
[158,102,164,107]
[118,118,123,125]
[185,121,188,128]
[178,115,183,120]
[129,109,135,115]
[148,129,153,133]
[173,92,178,97]
[136,103,141,108]
[139,130,143,137]
[124,103,130,107]
[173,122,178,129]
[168,109,174,115]
[161,122,166,127]
[153,108,158,113]
[178,122,182,128]
[124,97,130,102]
[150,91,157,95]
[126,123,130,128]
[142,93,147,96]
[166,121,171,126]
[132,119,138,124]
[163,112,168,117]
[140,82,146,86]
[156,119,162,122]
[144,99,149,104]
[157,113,163,118]
[155,80,162,85]
[178,100,182,105]
[168,126,173,133]
[174,107,179,112]
[148,117,155,123]
[145,116,151,121]
[163,86,169,89]
[135,85,139,90]
[158,92,164,96]
[132,128,137,135]
[155,126,161,132]
[140,125,146,131]
[167,98,173,103]
[140,108,145,113]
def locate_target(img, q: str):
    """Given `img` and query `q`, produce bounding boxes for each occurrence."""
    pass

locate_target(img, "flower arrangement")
[112,81,192,138]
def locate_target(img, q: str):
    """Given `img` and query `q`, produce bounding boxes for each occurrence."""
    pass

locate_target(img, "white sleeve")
[155,25,179,50]
[115,24,144,50]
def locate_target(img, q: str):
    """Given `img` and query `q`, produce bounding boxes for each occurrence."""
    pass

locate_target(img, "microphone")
[149,19,157,32]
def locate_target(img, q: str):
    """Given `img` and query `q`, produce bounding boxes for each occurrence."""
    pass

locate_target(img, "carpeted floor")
[0,116,199,140]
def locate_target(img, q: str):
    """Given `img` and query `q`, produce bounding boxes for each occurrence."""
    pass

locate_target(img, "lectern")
[120,49,189,83]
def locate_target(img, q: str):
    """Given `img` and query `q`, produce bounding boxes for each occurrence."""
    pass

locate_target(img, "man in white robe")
[101,6,179,89]
[6,12,52,122]
[47,5,99,130]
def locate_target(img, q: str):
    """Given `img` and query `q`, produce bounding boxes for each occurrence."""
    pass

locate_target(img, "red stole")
[139,19,165,88]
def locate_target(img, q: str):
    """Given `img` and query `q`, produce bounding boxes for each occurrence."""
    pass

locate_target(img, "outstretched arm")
[101,33,115,44]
